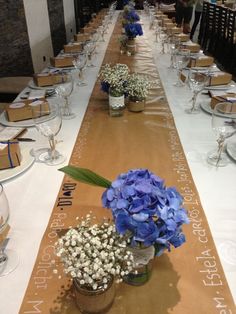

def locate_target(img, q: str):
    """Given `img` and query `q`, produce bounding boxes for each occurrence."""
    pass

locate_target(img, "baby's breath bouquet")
[99,63,129,97]
[55,214,134,291]
[125,73,151,101]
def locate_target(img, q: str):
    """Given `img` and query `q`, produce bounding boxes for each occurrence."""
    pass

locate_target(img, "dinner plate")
[0,110,55,128]
[204,83,236,91]
[0,147,35,182]
[200,101,236,118]
[226,141,236,162]
[47,65,75,71]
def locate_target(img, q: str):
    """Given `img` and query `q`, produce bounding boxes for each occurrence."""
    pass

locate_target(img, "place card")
[34,73,65,87]
[189,56,214,67]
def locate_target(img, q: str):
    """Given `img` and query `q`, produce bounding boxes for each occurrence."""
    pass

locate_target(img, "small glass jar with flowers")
[55,214,135,313]
[125,73,151,112]
[59,167,189,287]
[98,63,129,117]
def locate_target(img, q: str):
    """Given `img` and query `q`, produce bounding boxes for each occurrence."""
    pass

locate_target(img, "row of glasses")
[152,9,236,167]
[33,5,117,163]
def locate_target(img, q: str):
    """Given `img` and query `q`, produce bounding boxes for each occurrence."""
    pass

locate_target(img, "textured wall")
[47,0,67,56]
[0,0,34,76]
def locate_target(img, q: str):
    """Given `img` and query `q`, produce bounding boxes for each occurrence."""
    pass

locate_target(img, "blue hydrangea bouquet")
[59,167,189,257]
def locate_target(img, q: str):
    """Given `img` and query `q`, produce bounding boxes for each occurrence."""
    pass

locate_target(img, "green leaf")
[59,166,112,188]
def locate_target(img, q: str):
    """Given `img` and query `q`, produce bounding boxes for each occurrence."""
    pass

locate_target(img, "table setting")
[0,2,236,313]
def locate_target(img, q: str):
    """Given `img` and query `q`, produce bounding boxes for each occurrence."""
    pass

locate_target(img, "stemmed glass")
[98,25,106,42]
[160,30,168,54]
[72,52,87,86]
[174,48,190,87]
[32,102,66,166]
[186,70,209,114]
[154,19,162,42]
[168,37,180,69]
[207,102,236,167]
[55,72,75,119]
[84,41,96,67]
[0,184,19,276]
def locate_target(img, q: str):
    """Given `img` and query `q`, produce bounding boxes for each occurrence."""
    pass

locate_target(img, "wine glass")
[174,48,190,87]
[186,70,209,114]
[32,102,66,166]
[168,37,180,69]
[72,52,88,86]
[0,184,19,276]
[207,102,236,167]
[159,30,168,54]
[55,72,75,119]
[84,41,96,67]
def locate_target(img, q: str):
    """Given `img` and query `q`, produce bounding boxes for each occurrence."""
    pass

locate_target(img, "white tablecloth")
[0,11,235,313]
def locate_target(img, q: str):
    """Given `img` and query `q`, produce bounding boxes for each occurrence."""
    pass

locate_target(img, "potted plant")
[55,214,135,313]
[59,167,189,286]
[125,73,151,112]
[98,63,129,116]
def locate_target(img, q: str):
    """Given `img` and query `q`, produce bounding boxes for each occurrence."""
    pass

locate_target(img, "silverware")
[16,138,36,142]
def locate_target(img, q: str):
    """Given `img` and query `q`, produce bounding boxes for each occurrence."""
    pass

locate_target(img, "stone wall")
[47,0,67,56]
[0,0,34,76]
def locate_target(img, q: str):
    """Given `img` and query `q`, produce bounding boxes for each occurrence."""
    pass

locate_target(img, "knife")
[16,138,36,142]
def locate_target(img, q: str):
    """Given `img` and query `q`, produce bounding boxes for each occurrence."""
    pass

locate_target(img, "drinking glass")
[186,70,209,114]
[72,52,87,86]
[0,184,19,276]
[154,19,162,42]
[168,37,180,69]
[84,41,96,67]
[32,102,66,166]
[160,30,168,54]
[207,102,236,167]
[55,72,75,119]
[174,48,190,87]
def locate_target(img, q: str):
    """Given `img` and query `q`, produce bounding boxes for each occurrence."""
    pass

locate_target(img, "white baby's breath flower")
[55,215,135,291]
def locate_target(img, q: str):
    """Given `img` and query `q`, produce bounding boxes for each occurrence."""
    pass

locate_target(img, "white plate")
[0,147,35,182]
[200,101,236,118]
[226,141,236,162]
[204,83,236,91]
[0,110,55,128]
[47,65,75,71]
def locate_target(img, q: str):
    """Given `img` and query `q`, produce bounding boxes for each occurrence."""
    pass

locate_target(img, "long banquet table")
[0,10,236,314]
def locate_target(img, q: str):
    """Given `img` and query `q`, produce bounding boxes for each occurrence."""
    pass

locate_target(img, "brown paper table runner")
[19,17,236,314]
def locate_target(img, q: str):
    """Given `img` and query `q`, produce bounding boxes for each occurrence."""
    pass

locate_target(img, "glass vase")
[108,89,125,117]
[73,277,115,314]
[124,245,155,286]
[126,39,136,56]
[127,97,145,112]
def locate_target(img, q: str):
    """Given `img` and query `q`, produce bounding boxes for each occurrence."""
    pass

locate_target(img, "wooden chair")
[0,76,31,102]
[198,1,208,48]
[225,9,236,73]
[214,6,228,64]
[199,2,215,52]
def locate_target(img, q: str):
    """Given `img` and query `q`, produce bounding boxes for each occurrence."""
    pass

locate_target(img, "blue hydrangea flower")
[125,23,143,39]
[102,169,189,256]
